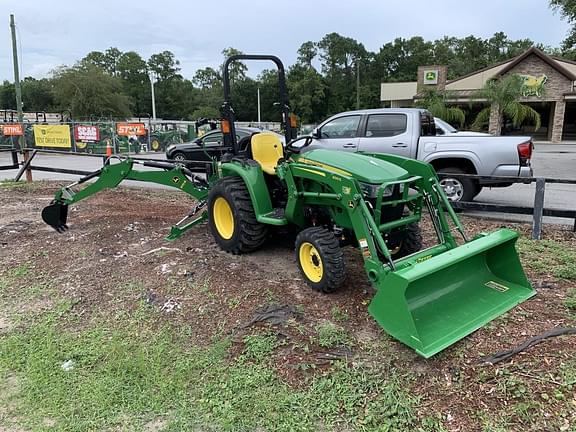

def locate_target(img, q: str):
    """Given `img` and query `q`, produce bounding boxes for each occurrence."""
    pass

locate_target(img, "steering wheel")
[285,135,314,154]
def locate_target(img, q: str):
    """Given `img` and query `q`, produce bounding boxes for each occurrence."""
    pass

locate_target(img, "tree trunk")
[488,103,503,136]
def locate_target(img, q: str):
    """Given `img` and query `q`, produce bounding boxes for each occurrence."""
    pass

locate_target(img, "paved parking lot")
[1,144,575,225]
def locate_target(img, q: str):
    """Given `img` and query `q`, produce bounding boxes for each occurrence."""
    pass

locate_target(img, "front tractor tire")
[388,223,423,259]
[295,227,345,294]
[207,177,268,254]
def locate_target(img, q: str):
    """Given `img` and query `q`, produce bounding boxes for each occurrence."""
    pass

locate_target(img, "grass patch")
[316,321,353,348]
[241,331,279,362]
[0,309,419,431]
[517,238,576,280]
[565,288,576,312]
[0,180,42,192]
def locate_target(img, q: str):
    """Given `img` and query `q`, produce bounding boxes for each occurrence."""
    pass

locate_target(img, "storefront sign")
[519,74,548,97]
[117,123,146,136]
[74,125,100,142]
[33,125,72,148]
[423,70,439,85]
[2,124,23,136]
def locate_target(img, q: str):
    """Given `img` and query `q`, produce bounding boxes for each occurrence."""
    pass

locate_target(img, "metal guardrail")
[437,172,576,238]
[1,149,575,239]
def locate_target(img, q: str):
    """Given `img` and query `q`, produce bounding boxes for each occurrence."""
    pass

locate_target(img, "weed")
[330,305,349,322]
[241,331,279,362]
[517,238,576,280]
[566,288,576,312]
[315,321,352,348]
[9,264,30,278]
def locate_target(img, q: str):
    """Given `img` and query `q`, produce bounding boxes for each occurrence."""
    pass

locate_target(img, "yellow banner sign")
[33,125,71,148]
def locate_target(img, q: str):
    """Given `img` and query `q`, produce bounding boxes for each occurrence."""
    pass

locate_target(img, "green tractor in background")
[41,55,534,358]
[149,122,187,152]
[77,122,141,154]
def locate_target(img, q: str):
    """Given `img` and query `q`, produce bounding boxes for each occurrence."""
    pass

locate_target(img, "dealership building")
[380,47,576,143]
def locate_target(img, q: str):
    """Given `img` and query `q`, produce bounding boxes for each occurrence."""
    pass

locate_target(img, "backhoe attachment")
[41,158,211,241]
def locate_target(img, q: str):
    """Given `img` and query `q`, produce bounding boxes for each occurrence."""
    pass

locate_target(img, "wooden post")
[23,150,33,182]
[532,178,545,240]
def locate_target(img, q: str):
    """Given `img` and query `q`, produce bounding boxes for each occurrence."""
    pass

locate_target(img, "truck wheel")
[389,223,422,259]
[207,177,268,254]
[295,227,345,294]
[437,167,478,202]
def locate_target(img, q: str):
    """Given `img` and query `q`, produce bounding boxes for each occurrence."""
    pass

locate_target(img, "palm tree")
[472,74,541,134]
[417,89,466,127]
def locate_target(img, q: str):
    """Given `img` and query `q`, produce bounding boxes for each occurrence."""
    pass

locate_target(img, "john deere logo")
[424,70,439,85]
[519,74,547,97]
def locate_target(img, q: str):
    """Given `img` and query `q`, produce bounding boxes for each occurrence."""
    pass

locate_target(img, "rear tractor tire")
[150,136,162,152]
[295,227,345,294]
[207,177,268,254]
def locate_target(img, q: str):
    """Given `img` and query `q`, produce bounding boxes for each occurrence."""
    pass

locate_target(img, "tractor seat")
[251,133,284,175]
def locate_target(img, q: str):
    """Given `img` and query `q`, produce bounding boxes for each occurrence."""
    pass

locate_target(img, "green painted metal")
[296,149,410,184]
[368,229,534,358]
[44,159,209,241]
[221,162,279,224]
[43,145,534,358]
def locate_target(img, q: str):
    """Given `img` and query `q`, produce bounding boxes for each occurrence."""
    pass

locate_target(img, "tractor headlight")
[360,183,404,199]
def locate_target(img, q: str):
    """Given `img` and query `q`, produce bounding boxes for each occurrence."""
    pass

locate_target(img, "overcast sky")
[0,0,570,82]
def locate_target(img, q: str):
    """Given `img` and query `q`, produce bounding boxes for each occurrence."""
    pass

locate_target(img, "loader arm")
[42,158,211,241]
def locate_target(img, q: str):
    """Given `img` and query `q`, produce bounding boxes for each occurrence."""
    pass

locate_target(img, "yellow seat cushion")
[251,133,283,175]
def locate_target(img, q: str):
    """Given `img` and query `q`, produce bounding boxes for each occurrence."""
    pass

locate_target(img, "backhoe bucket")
[368,229,534,358]
[41,202,69,232]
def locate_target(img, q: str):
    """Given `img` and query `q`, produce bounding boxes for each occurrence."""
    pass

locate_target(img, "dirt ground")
[1,181,575,431]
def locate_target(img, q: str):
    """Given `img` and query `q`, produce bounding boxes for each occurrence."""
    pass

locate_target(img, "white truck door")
[357,113,412,157]
[308,114,361,152]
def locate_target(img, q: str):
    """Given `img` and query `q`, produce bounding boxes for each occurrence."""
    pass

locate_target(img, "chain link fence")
[0,119,209,155]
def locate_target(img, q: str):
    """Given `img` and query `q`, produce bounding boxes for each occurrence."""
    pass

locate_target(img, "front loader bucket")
[368,229,534,358]
[41,202,69,232]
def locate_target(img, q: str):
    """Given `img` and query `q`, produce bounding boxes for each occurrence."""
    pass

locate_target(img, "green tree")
[287,64,326,123]
[550,0,576,57]
[221,47,247,83]
[472,74,541,134]
[417,89,465,127]
[148,51,181,81]
[116,51,149,115]
[0,81,16,110]
[22,77,55,112]
[52,64,131,119]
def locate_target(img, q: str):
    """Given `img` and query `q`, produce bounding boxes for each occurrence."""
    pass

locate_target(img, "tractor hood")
[295,149,409,184]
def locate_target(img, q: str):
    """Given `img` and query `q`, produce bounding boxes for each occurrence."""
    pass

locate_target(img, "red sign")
[116,123,146,136]
[74,125,100,142]
[2,124,23,136]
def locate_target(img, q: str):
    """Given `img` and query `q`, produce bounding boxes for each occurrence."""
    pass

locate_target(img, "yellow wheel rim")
[151,139,160,150]
[213,197,234,240]
[299,242,323,283]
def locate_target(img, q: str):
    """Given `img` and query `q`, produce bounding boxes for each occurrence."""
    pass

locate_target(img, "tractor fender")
[221,162,274,218]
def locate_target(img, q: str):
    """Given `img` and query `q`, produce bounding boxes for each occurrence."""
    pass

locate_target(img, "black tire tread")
[208,177,267,254]
[295,227,345,294]
[394,223,423,258]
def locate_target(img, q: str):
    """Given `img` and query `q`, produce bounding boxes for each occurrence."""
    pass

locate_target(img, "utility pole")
[356,59,360,110]
[10,14,24,150]
[149,73,157,120]
[257,87,261,127]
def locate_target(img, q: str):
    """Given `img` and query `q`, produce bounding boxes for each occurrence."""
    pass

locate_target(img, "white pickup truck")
[305,108,533,201]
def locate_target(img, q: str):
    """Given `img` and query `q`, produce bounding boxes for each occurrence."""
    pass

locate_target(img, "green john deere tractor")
[41,55,534,358]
